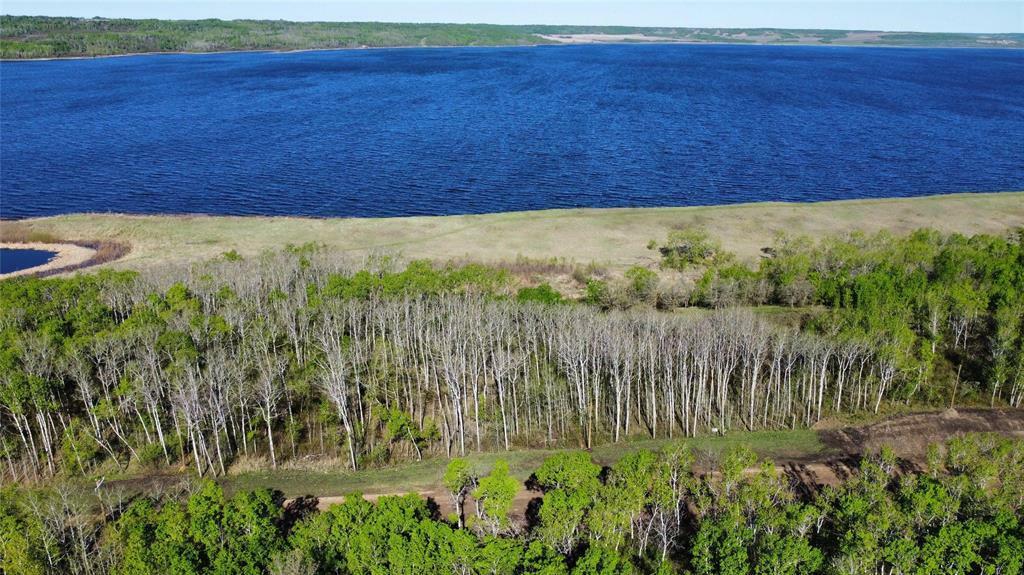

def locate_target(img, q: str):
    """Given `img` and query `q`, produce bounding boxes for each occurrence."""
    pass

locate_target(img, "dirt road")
[297,408,1024,518]
[102,408,1023,522]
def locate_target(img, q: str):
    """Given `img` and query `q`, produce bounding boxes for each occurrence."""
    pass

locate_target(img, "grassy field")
[8,192,1024,273]
[221,429,825,497]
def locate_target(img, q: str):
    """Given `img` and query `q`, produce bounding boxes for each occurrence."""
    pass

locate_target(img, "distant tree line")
[2,433,1022,574]
[0,16,557,58]
[1,228,1021,481]
[2,16,1021,58]
[0,17,556,58]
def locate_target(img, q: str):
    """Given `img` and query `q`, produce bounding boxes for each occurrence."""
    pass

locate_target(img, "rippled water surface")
[1,44,1022,218]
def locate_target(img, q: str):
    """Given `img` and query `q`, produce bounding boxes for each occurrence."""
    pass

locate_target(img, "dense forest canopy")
[1,228,1021,483]
[1,16,1021,58]
[2,434,1022,574]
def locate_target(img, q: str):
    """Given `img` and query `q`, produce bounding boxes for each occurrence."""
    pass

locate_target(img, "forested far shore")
[3,434,1023,574]
[0,227,1021,483]
[1,15,1022,58]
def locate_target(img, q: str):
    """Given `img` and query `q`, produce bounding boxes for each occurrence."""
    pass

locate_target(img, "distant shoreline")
[3,37,1019,63]
[5,43,551,62]
[3,16,1020,61]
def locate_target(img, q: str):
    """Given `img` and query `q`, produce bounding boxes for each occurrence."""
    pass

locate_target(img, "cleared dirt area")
[819,407,1024,459]
[538,34,685,44]
[12,192,1024,273]
[776,408,1024,492]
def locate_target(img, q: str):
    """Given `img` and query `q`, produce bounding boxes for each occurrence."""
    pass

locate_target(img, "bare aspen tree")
[248,326,286,468]
[315,308,360,470]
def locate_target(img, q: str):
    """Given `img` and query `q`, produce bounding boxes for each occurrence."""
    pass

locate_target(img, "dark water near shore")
[0,249,56,274]
[1,44,1022,219]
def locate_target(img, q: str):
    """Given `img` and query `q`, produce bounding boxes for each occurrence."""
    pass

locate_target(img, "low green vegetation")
[874,32,1024,47]
[3,434,1021,574]
[517,283,565,305]
[319,258,509,300]
[223,429,823,498]
[649,229,724,271]
[2,16,1021,58]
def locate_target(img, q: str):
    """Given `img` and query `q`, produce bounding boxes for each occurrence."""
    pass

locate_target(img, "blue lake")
[1,44,1022,219]
[0,248,57,274]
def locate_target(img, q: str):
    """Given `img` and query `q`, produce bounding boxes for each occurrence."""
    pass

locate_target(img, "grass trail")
[222,429,823,497]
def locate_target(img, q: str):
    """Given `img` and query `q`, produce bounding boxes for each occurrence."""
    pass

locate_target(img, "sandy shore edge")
[0,242,97,279]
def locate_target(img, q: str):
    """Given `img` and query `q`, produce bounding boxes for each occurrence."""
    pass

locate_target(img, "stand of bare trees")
[1,251,1007,482]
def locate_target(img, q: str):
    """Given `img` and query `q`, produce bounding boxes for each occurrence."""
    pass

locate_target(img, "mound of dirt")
[820,408,1024,459]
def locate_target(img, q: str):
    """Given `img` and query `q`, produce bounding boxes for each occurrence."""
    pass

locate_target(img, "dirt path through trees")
[102,408,1023,525]
[297,408,1024,522]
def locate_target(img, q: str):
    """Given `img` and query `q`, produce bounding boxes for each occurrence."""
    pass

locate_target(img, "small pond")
[1,248,57,274]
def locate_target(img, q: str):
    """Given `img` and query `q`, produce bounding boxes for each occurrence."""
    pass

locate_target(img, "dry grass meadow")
[6,192,1023,273]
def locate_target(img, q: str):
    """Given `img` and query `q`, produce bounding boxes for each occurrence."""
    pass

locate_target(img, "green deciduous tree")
[472,460,520,535]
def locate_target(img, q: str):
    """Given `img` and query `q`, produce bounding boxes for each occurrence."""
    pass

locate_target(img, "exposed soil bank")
[818,407,1024,459]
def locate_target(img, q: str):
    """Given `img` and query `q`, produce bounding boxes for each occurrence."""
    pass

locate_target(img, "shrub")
[60,419,100,475]
[137,443,166,468]
[653,228,722,270]
[516,283,564,305]
[583,279,609,306]
[624,266,658,302]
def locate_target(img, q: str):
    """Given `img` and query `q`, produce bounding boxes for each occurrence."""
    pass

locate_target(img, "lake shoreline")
[7,190,1020,223]
[3,36,1019,62]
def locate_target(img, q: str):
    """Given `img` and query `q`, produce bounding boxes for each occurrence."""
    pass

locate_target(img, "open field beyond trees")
[9,192,1024,273]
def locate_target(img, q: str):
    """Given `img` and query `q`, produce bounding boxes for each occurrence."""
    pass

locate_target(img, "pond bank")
[0,241,96,278]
